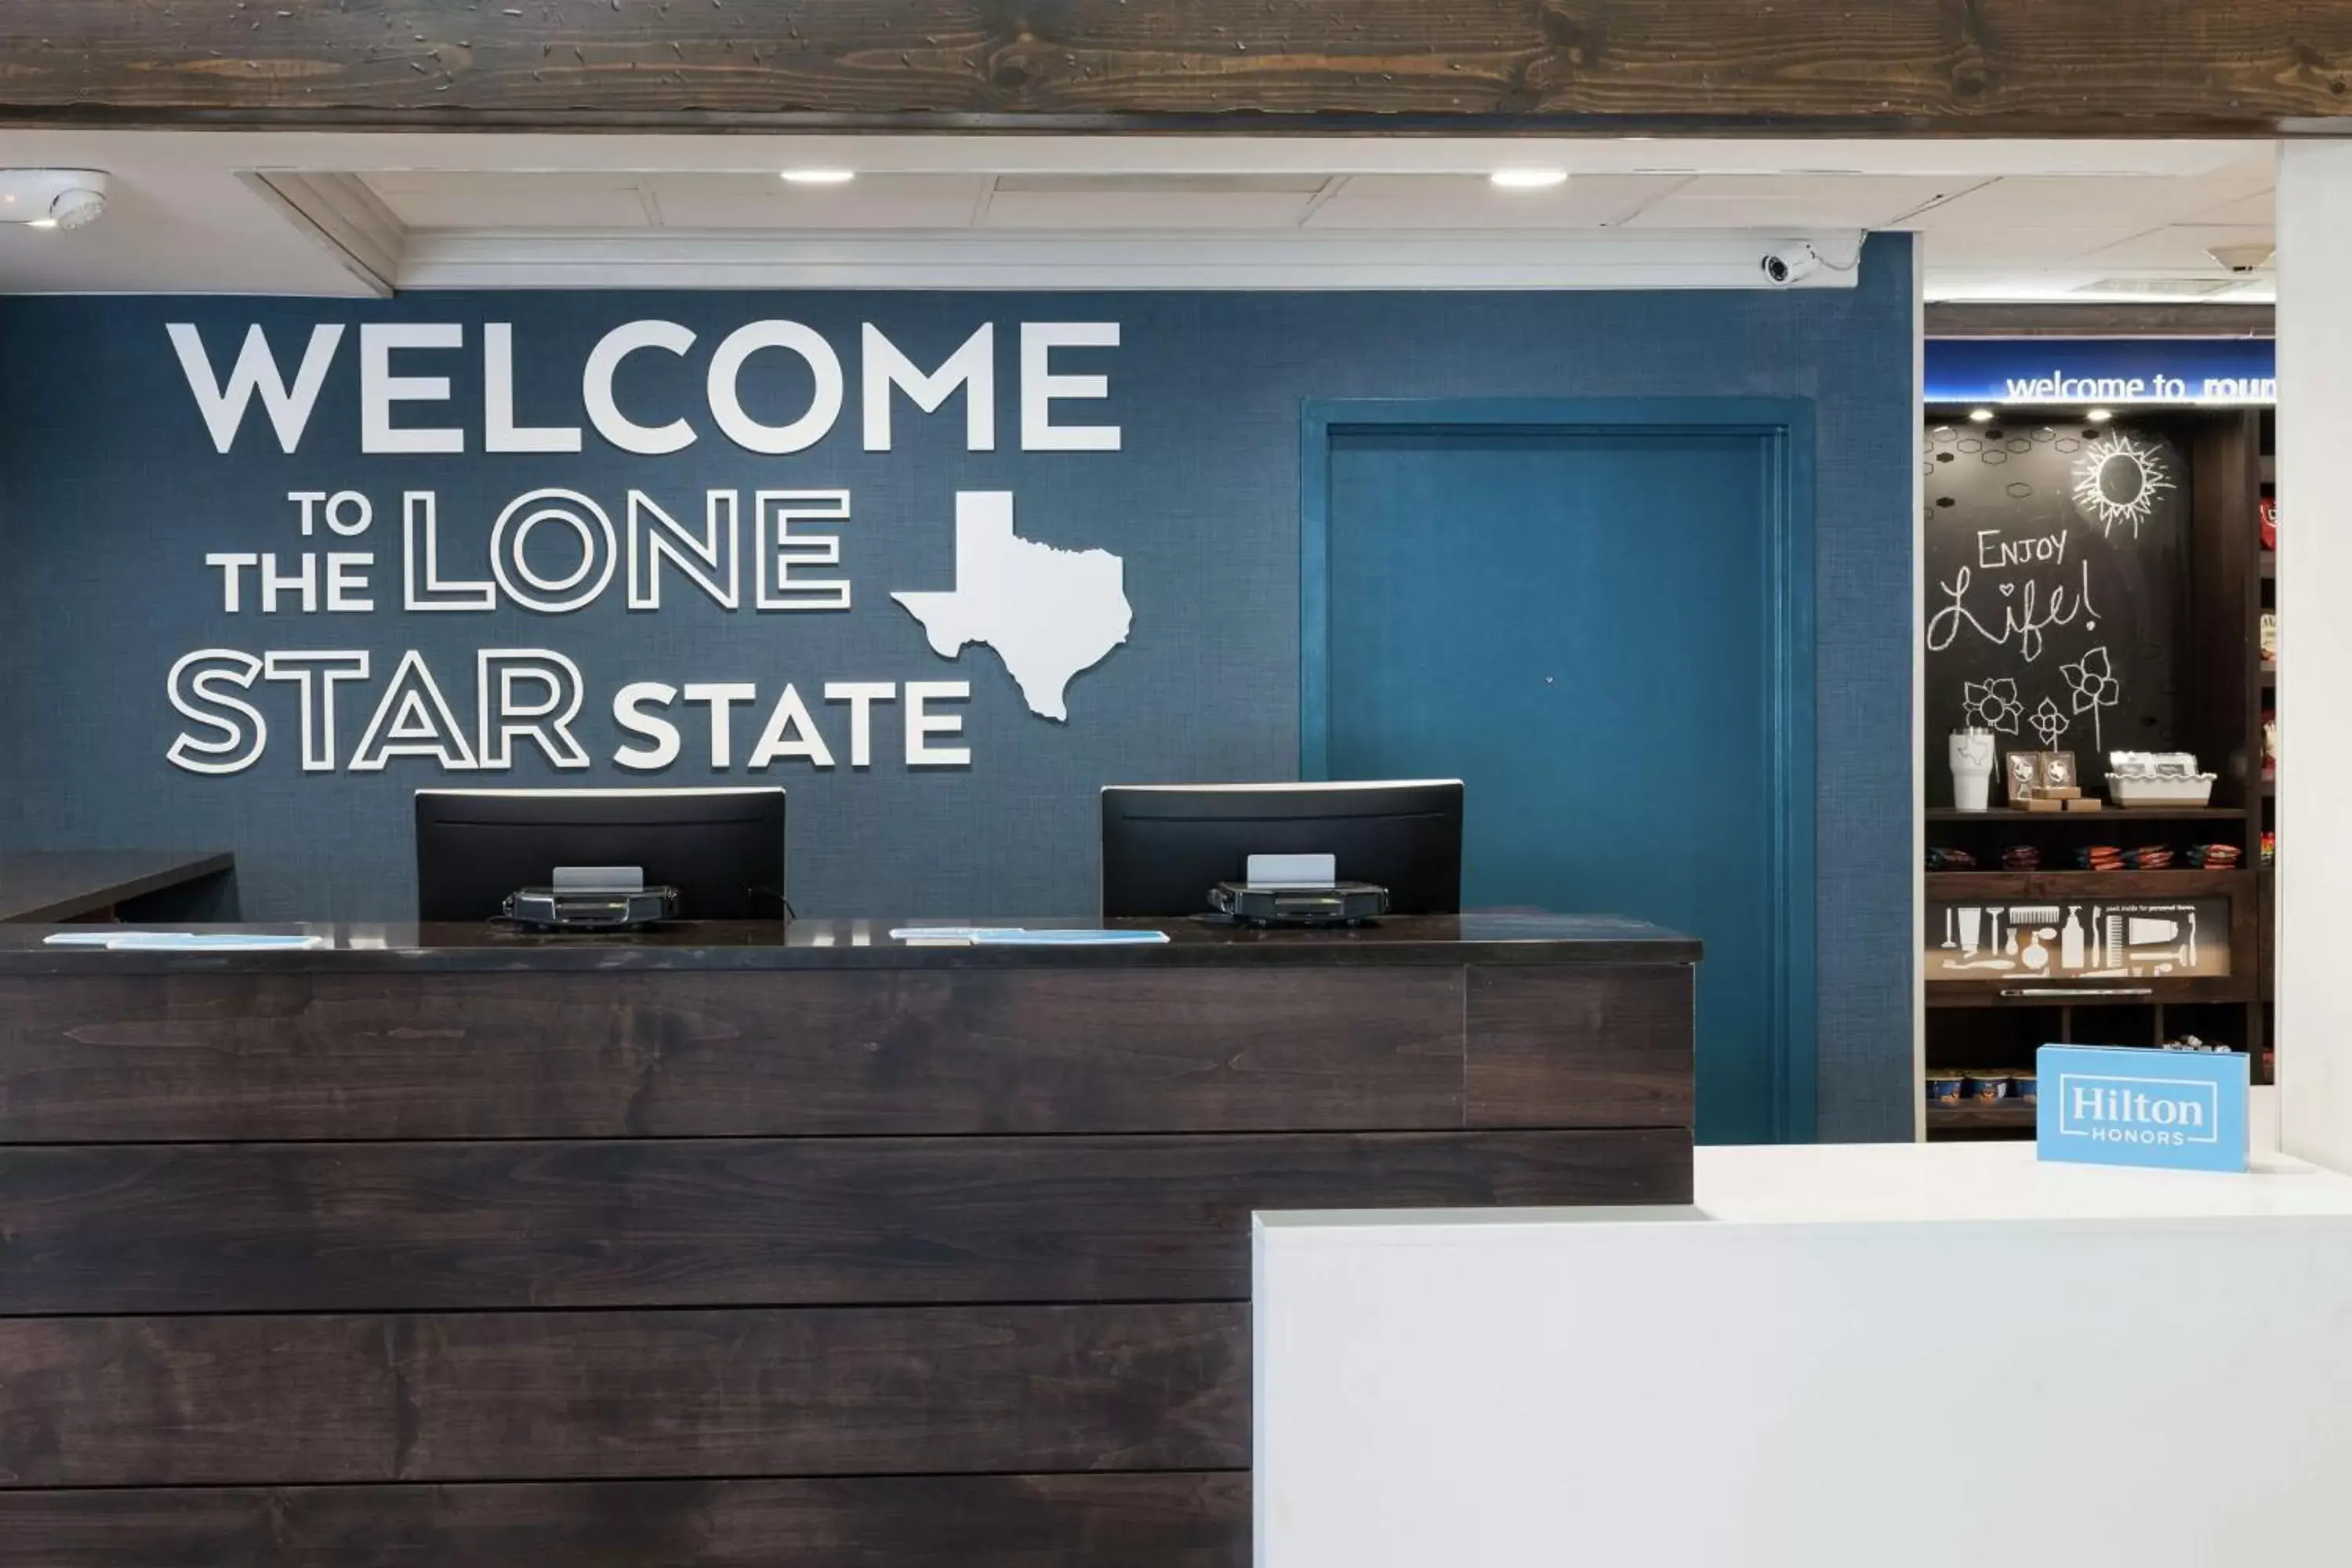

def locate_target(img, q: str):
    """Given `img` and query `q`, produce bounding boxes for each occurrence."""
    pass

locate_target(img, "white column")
[2277,142,2352,1172]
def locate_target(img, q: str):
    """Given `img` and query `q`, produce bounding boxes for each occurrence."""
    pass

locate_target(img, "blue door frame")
[1299,397,1818,1142]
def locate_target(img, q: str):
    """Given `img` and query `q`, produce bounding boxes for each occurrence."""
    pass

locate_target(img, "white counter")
[1254,1141,2352,1568]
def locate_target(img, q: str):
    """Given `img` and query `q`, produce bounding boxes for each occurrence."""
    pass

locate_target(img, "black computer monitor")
[1099,779,1464,919]
[414,787,787,921]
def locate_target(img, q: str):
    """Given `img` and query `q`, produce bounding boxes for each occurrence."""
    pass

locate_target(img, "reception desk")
[0,913,1693,1565]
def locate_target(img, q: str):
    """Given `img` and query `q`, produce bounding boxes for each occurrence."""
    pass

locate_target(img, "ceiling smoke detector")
[0,169,109,230]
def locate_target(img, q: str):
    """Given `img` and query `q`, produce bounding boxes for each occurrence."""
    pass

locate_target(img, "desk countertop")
[0,849,233,923]
[0,911,1700,974]
[1258,1121,2352,1233]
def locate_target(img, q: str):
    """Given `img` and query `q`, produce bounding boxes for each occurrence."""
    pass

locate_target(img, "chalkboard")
[1922,418,2184,805]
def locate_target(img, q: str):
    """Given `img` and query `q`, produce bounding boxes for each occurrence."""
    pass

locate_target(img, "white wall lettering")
[155,314,1136,778]
[477,649,590,770]
[862,322,996,452]
[350,649,478,771]
[754,490,851,611]
[1020,322,1120,452]
[823,681,897,768]
[708,320,844,455]
[747,683,836,769]
[263,651,370,771]
[359,323,465,455]
[489,489,618,614]
[584,319,697,454]
[401,492,496,612]
[485,322,583,453]
[166,649,268,774]
[626,490,740,611]
[612,681,682,770]
[681,681,759,768]
[168,323,344,456]
[905,681,971,766]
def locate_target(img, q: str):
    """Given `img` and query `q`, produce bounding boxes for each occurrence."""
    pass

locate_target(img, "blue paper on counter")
[2036,1044,2249,1173]
[42,931,326,952]
[887,927,1170,946]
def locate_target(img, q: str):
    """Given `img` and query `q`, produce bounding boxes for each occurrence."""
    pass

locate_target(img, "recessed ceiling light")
[2087,408,2114,423]
[780,169,855,186]
[1968,408,1995,423]
[1489,169,1568,191]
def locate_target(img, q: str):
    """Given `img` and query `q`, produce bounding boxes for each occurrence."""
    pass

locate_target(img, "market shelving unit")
[2257,407,2278,1083]
[1923,408,2268,1141]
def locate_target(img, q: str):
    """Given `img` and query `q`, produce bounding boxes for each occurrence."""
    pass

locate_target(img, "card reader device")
[502,866,679,931]
[1209,852,1389,927]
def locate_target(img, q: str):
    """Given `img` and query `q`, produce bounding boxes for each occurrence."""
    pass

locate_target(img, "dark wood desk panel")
[0,1475,1252,1568]
[0,916,1695,1563]
[0,849,234,923]
[1466,964,1697,1128]
[0,966,1469,1142]
[0,1305,1248,1487]
[0,1129,1685,1314]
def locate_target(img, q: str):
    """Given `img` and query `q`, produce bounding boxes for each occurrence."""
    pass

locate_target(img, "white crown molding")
[394,228,1865,292]
[241,170,405,296]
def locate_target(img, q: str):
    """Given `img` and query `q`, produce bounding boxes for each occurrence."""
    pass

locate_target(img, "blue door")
[1305,401,1814,1143]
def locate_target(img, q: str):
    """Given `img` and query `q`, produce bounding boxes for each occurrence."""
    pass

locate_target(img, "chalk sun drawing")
[2071,434,2175,537]
[1962,677,2024,735]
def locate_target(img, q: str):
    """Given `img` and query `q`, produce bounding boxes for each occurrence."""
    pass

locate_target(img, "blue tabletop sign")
[2037,1044,2249,1173]
[1926,338,2274,408]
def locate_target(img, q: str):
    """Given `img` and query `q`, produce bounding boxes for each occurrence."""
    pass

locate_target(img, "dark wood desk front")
[0,914,1697,1566]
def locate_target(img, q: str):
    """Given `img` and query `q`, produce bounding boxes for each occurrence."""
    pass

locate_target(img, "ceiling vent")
[2071,277,2241,298]
[989,172,1334,195]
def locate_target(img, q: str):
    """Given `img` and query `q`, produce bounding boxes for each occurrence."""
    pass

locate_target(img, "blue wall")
[0,234,1915,1138]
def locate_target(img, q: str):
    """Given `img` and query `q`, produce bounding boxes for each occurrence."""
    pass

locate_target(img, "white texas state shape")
[890,491,1133,722]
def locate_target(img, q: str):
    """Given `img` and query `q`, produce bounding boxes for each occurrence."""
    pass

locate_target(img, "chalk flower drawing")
[2071,434,2175,537]
[2030,695,2071,748]
[2061,644,2122,750]
[1962,677,2024,735]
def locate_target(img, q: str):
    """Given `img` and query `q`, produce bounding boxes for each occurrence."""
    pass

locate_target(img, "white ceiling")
[0,130,2280,300]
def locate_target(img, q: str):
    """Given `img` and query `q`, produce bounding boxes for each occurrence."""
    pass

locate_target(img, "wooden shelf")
[1926,1100,2036,1131]
[1925,869,2249,898]
[1925,806,2244,822]
[1927,977,2252,1008]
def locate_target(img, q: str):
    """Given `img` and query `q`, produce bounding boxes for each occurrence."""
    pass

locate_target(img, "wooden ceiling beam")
[2,2,2350,133]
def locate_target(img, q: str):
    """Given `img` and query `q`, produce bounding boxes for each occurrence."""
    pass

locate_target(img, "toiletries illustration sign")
[158,316,1134,777]
[1922,417,2183,797]
[1927,898,2224,984]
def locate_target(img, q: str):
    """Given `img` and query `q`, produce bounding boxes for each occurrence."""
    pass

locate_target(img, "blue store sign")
[2036,1044,2249,1173]
[1927,338,2274,407]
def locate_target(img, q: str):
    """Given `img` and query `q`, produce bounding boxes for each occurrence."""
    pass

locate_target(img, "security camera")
[1759,244,1822,286]
[0,169,110,231]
